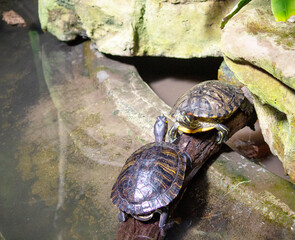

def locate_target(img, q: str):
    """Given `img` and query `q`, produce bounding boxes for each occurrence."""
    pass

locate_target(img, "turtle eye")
[180,110,186,116]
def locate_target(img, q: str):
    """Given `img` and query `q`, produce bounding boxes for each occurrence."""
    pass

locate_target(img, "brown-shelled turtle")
[168,80,245,144]
[110,114,191,235]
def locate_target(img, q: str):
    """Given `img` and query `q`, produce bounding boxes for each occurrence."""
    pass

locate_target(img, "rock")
[38,0,239,57]
[223,57,295,182]
[221,0,295,90]
[220,0,295,182]
[2,10,26,27]
[218,60,242,86]
[38,0,83,41]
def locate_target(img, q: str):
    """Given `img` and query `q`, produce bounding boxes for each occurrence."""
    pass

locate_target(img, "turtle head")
[175,110,195,125]
[154,114,168,143]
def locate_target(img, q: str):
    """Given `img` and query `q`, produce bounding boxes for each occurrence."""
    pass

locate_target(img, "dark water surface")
[1,1,118,239]
[0,2,55,240]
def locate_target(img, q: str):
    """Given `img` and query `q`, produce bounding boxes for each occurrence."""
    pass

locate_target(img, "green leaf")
[221,0,252,29]
[271,0,295,22]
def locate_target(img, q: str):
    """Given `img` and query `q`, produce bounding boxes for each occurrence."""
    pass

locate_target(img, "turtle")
[168,80,245,144]
[110,114,191,235]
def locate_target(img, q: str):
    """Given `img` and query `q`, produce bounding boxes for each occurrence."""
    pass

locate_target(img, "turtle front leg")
[215,123,229,144]
[159,208,174,236]
[168,122,180,143]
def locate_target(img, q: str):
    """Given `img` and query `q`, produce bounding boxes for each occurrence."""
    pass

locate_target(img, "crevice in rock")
[132,0,147,55]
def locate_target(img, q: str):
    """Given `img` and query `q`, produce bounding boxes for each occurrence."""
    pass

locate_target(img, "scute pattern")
[111,142,186,216]
[170,80,244,119]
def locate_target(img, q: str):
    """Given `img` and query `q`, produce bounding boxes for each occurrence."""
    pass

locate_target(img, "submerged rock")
[38,0,239,57]
[221,0,295,183]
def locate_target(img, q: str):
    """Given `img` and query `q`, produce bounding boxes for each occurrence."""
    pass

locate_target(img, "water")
[0,4,54,240]
[1,2,120,238]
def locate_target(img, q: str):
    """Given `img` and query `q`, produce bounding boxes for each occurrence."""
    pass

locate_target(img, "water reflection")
[0,15,129,238]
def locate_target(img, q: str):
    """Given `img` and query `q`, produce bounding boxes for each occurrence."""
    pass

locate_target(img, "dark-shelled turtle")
[111,114,191,235]
[168,80,245,144]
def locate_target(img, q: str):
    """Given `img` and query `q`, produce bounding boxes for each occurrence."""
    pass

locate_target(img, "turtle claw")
[160,222,174,237]
[169,136,178,144]
[159,210,174,237]
[216,135,222,144]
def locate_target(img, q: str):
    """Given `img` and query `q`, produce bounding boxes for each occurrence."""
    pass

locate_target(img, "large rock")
[38,0,239,57]
[221,0,295,182]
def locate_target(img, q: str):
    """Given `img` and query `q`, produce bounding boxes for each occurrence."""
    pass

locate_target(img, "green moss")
[132,0,148,55]
[83,113,101,127]
[17,144,59,206]
[69,113,103,150]
[135,136,147,144]
[38,0,56,29]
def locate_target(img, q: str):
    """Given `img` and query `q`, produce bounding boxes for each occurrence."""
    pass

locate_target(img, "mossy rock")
[38,0,240,57]
[221,0,295,183]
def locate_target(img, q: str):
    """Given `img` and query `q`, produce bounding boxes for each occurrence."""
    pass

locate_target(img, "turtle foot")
[118,211,128,222]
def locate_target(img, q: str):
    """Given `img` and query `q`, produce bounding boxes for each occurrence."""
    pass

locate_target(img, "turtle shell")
[170,80,244,119]
[110,142,187,216]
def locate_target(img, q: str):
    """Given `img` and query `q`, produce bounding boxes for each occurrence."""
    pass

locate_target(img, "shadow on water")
[106,55,223,106]
[106,55,223,83]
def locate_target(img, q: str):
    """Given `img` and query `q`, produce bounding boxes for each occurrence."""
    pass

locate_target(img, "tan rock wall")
[39,0,239,57]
